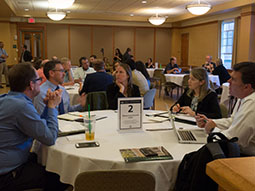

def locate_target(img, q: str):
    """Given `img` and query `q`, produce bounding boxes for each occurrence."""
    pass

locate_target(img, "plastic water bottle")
[155,62,158,69]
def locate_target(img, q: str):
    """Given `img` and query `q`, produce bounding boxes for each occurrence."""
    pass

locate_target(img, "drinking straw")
[88,104,91,135]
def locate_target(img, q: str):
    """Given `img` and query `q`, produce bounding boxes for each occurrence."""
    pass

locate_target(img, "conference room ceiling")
[1,0,243,22]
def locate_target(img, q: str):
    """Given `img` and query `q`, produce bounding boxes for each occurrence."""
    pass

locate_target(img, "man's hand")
[195,114,216,134]
[44,88,63,109]
[79,92,87,107]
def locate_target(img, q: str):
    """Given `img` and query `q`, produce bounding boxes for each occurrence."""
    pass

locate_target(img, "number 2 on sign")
[128,105,133,112]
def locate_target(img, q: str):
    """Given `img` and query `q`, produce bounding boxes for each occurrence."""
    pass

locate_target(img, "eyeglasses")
[53,69,65,73]
[32,77,42,83]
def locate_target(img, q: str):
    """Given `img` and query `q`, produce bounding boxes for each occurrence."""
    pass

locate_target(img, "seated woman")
[171,67,222,119]
[135,61,151,87]
[107,63,141,110]
[212,58,231,85]
[145,58,154,68]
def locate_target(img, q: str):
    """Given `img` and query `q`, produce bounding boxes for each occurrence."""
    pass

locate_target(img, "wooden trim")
[112,27,115,59]
[91,26,93,55]
[153,28,156,63]
[44,24,47,58]
[241,11,255,17]
[133,28,136,60]
[68,24,71,59]
[173,20,218,29]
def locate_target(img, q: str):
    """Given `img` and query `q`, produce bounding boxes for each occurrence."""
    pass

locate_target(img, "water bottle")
[155,62,158,69]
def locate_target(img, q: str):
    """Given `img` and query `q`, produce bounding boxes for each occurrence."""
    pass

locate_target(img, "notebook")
[170,113,207,144]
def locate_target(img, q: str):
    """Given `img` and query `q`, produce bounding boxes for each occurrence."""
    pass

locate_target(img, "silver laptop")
[170,113,207,144]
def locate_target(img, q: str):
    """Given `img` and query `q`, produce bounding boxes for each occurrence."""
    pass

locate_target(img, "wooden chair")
[74,170,156,191]
[152,69,163,88]
[159,73,177,98]
[84,91,108,111]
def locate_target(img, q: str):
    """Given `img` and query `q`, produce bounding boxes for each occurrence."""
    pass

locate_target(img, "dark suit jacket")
[80,72,113,95]
[106,83,141,110]
[212,65,231,85]
[171,89,222,119]
[23,50,33,62]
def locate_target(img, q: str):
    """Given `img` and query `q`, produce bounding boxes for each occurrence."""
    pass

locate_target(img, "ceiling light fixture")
[47,10,66,21]
[141,1,147,3]
[148,13,166,26]
[48,0,75,9]
[186,0,211,15]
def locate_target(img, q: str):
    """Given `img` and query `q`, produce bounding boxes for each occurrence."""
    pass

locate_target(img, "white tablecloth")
[41,110,203,191]
[220,82,230,106]
[65,84,80,106]
[146,68,164,78]
[164,74,220,88]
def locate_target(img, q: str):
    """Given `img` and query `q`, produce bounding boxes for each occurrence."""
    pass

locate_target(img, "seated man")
[0,63,69,190]
[164,57,180,74]
[196,62,255,156]
[74,57,95,83]
[79,59,113,95]
[61,57,74,86]
[34,60,86,115]
[203,55,216,73]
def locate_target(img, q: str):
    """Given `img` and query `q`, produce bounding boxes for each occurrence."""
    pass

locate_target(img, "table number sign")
[118,97,143,130]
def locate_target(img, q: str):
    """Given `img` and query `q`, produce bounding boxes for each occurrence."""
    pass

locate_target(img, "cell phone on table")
[75,141,100,148]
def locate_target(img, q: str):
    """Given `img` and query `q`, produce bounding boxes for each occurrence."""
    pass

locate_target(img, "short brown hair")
[9,63,37,92]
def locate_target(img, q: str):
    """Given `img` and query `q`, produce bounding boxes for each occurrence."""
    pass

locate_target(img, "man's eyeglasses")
[53,69,65,73]
[32,77,42,83]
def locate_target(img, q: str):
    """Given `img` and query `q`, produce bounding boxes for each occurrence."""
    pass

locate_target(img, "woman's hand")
[180,106,195,117]
[172,104,181,113]
[116,80,125,94]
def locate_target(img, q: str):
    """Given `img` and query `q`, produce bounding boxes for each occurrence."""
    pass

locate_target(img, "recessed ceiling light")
[130,14,134,16]
[66,10,71,13]
[142,0,147,3]
[24,8,29,12]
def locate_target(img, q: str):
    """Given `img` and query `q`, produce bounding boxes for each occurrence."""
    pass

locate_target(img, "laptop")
[170,113,207,144]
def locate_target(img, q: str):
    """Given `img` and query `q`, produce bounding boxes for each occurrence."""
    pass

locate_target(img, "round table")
[41,110,203,191]
[65,84,80,106]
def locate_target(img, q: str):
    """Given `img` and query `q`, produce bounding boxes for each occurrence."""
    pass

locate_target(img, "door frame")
[17,23,47,60]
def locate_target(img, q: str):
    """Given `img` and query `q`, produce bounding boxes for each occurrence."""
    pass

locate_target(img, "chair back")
[84,91,108,111]
[182,74,189,89]
[143,88,156,109]
[153,69,163,80]
[75,169,155,191]
[220,103,228,118]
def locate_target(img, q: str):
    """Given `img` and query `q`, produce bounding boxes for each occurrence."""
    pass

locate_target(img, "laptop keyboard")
[179,130,197,141]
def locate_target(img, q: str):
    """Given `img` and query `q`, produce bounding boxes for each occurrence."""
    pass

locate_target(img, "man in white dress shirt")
[196,62,255,155]
[74,57,95,83]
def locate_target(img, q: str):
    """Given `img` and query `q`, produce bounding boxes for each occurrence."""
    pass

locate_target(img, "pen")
[96,116,108,121]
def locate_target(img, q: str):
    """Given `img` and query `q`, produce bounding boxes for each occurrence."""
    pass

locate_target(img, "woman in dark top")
[113,48,123,62]
[145,58,154,68]
[107,63,140,110]
[171,67,222,119]
[212,58,231,85]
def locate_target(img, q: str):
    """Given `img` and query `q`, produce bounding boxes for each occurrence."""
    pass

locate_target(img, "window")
[220,20,235,69]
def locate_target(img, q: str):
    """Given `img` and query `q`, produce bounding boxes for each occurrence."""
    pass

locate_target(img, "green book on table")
[120,146,173,163]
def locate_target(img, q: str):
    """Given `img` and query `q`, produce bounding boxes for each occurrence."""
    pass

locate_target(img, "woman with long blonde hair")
[171,67,221,119]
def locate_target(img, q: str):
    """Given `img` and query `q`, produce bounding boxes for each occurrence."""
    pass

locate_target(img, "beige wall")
[47,24,69,60]
[70,25,91,66]
[135,28,154,63]
[46,24,172,66]
[156,28,172,66]
[0,22,18,66]
[179,22,219,67]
